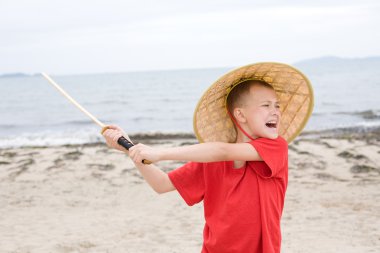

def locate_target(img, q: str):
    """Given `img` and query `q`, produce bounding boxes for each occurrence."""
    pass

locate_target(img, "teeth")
[266,121,277,128]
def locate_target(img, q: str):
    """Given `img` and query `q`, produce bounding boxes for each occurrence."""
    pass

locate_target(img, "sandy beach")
[1,128,379,253]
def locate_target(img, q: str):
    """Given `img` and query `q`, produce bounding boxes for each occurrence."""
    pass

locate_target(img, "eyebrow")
[259,100,281,103]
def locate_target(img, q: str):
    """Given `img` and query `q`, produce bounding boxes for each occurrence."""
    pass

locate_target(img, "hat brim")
[193,62,314,143]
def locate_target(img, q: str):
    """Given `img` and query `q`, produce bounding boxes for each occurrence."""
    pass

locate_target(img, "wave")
[334,110,380,120]
[305,110,380,118]
[301,125,380,140]
[0,120,97,129]
[83,100,129,106]
[0,124,19,129]
[0,130,196,149]
[131,117,155,122]
[0,130,102,149]
[129,131,195,140]
[63,120,95,126]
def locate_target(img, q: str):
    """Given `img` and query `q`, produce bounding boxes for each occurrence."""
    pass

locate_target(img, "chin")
[264,132,279,139]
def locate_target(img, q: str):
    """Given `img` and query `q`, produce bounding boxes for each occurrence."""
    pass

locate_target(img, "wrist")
[157,148,166,161]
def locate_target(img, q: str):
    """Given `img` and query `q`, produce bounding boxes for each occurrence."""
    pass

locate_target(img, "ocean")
[1,59,380,148]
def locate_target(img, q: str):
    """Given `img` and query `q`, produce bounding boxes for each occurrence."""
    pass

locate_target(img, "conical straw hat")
[193,62,314,143]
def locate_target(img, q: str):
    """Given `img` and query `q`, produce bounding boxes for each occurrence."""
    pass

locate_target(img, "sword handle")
[117,136,152,165]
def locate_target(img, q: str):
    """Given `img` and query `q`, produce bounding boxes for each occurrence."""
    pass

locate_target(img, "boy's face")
[238,85,281,139]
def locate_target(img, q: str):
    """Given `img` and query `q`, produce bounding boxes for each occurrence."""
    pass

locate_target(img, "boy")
[102,62,314,253]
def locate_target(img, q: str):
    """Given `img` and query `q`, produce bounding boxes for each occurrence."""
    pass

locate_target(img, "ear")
[233,108,247,123]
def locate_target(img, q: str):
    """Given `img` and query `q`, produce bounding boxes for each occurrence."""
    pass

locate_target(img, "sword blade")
[41,72,105,128]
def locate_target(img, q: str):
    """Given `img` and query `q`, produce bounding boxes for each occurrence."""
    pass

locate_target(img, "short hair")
[226,80,274,114]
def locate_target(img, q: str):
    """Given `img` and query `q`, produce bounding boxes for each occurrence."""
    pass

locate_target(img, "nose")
[271,104,280,116]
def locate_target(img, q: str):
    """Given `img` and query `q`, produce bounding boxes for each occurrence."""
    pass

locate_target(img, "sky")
[1,0,379,75]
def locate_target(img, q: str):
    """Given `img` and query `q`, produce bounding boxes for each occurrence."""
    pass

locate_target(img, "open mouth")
[265,121,277,128]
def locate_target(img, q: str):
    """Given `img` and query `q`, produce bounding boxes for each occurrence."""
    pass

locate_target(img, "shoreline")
[300,125,380,141]
[1,125,379,150]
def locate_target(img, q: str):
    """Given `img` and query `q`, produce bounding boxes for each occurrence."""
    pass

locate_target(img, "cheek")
[248,107,262,115]
[250,108,267,119]
[248,109,267,125]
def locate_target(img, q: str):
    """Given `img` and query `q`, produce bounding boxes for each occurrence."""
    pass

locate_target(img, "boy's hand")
[129,144,161,164]
[102,125,131,153]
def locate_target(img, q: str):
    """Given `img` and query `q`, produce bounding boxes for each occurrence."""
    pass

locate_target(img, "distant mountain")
[0,72,32,78]
[293,56,380,74]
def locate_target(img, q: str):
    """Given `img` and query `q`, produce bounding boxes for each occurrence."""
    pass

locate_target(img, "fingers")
[108,124,123,132]
[101,125,152,164]
[129,143,151,165]
[102,125,125,151]
[102,124,133,143]
[102,125,123,138]
[129,144,142,165]
[102,125,121,134]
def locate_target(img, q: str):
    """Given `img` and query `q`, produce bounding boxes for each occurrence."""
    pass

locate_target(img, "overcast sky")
[1,0,379,75]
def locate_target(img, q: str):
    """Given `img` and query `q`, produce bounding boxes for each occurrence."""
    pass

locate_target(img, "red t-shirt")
[168,137,288,253]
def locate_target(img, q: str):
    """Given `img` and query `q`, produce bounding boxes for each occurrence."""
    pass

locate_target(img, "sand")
[0,128,379,253]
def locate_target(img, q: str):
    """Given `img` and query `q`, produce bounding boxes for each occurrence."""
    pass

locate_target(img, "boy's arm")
[133,162,176,194]
[102,126,175,194]
[130,142,263,163]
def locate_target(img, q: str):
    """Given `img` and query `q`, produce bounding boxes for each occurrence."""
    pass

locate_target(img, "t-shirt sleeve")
[168,162,205,206]
[248,137,288,178]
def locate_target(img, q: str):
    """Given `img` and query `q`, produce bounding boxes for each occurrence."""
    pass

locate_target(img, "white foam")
[353,120,380,128]
[0,129,103,148]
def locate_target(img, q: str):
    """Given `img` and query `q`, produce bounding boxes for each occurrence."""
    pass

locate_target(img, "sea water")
[0,64,379,147]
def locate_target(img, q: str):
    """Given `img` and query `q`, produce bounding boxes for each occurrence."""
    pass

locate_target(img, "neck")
[233,130,256,169]
[235,124,258,143]
[227,110,257,143]
[236,131,251,143]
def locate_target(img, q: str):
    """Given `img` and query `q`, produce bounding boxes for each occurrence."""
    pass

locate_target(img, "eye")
[262,104,270,107]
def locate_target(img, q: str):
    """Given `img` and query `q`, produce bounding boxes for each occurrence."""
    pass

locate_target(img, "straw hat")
[193,62,314,143]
